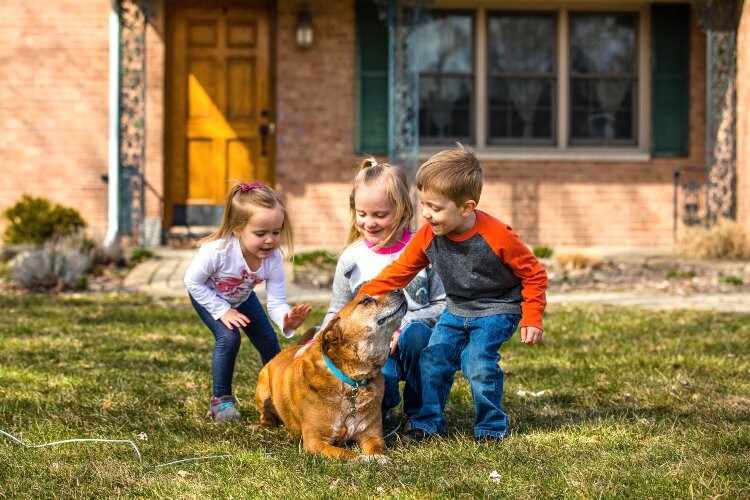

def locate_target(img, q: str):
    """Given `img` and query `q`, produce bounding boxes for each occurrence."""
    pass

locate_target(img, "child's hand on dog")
[520,326,544,345]
[220,308,251,330]
[284,304,313,330]
[389,329,401,355]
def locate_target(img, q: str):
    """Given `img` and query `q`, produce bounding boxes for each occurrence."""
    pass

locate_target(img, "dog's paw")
[355,454,389,464]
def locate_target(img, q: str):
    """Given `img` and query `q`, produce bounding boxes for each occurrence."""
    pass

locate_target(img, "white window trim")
[418,2,652,162]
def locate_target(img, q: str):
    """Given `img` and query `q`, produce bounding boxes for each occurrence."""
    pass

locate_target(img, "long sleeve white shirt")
[184,236,294,338]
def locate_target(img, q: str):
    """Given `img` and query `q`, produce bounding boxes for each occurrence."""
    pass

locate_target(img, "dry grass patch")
[677,219,749,260]
[555,252,604,270]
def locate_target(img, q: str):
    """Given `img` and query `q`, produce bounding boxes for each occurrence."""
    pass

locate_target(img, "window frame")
[418,3,652,161]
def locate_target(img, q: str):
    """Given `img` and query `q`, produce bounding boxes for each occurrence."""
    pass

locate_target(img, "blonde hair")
[416,143,483,206]
[200,182,295,258]
[346,157,414,249]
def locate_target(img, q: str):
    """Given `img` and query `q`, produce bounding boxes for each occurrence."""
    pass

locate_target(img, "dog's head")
[321,289,407,378]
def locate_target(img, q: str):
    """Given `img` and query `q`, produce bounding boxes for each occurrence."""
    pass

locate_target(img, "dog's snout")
[392,288,404,296]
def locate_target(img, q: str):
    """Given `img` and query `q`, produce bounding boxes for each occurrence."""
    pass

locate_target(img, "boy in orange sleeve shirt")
[359,144,547,442]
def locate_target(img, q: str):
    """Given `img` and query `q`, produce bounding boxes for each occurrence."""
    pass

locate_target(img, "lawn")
[1,293,748,498]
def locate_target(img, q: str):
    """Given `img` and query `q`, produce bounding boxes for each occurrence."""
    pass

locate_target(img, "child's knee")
[400,323,431,352]
[217,330,242,351]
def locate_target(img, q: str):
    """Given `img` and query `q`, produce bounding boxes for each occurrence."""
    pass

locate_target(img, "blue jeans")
[381,322,431,418]
[189,292,281,398]
[410,310,520,439]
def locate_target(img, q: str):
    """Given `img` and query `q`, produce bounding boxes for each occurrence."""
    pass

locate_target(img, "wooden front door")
[167,6,272,227]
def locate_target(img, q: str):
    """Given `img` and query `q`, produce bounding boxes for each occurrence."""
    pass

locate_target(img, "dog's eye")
[358,295,374,306]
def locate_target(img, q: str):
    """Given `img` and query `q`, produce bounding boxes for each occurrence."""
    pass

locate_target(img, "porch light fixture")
[295,7,314,49]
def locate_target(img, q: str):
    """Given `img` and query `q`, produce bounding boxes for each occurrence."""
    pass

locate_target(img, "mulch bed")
[292,254,750,295]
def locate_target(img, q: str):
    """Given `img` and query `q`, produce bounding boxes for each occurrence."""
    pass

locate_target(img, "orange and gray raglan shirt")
[358,210,548,330]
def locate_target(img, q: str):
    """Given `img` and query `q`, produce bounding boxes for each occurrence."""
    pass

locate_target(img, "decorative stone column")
[118,0,148,244]
[696,0,739,223]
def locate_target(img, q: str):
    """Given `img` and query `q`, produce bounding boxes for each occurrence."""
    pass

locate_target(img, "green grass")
[1,294,749,498]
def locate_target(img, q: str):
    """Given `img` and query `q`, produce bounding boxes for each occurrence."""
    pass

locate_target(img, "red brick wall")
[0,0,112,240]
[738,1,750,232]
[274,0,359,251]
[145,2,166,223]
[274,5,707,250]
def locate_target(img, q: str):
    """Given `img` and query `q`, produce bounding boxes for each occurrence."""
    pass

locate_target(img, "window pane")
[418,13,473,73]
[419,76,472,142]
[488,14,555,74]
[570,13,637,145]
[488,78,554,143]
[570,78,635,142]
[487,13,556,144]
[570,13,636,75]
[418,12,473,142]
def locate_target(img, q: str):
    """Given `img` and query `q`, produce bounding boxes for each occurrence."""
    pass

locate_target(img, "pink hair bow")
[239,181,266,192]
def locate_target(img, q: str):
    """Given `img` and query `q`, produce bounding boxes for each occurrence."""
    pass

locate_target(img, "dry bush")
[95,240,126,267]
[676,220,749,260]
[11,232,95,290]
[555,252,604,270]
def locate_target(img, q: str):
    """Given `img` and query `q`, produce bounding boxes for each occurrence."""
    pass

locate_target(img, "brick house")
[0,0,746,251]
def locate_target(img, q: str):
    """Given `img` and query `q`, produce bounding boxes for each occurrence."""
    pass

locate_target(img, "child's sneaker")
[400,428,432,443]
[402,417,413,434]
[209,395,242,422]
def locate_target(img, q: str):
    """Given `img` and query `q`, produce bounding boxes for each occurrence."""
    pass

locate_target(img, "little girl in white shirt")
[184,181,311,422]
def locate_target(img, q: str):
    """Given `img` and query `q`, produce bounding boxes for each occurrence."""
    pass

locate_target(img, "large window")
[417,12,474,144]
[356,2,689,158]
[569,12,638,146]
[487,12,557,145]
[415,7,644,152]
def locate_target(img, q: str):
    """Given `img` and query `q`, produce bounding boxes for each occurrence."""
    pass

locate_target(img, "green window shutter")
[651,3,690,157]
[356,0,388,154]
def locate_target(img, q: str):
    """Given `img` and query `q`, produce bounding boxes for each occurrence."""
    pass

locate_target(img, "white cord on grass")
[152,455,232,468]
[0,428,230,469]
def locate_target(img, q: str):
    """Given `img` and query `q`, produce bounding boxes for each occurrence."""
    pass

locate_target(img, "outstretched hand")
[284,304,313,330]
[520,326,544,345]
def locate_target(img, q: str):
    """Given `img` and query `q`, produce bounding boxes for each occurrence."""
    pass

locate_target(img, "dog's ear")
[320,317,342,346]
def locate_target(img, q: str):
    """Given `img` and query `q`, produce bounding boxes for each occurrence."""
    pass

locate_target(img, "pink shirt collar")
[364,227,411,255]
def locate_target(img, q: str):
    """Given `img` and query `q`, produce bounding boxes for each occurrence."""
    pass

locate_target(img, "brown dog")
[255,289,407,461]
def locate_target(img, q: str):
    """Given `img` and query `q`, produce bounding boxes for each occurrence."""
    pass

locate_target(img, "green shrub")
[293,250,337,267]
[129,247,154,265]
[666,269,696,279]
[0,261,10,281]
[3,194,86,245]
[533,245,555,259]
[718,274,743,286]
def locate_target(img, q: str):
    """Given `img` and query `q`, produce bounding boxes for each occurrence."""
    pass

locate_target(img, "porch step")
[164,225,216,248]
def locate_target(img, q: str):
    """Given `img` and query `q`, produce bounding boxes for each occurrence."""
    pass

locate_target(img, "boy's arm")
[497,227,548,330]
[358,226,432,298]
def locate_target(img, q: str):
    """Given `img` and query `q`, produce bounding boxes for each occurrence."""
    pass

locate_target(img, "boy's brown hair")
[416,143,483,206]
